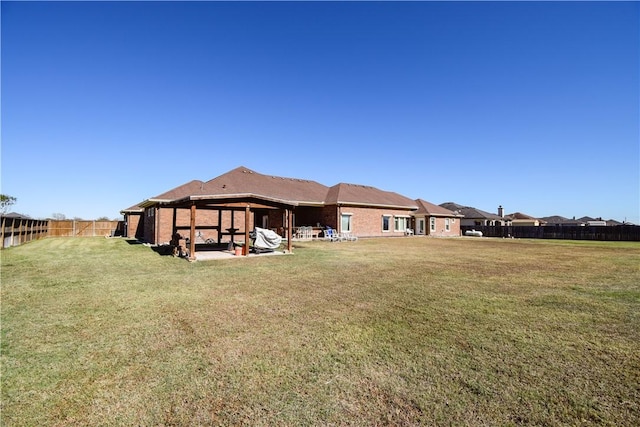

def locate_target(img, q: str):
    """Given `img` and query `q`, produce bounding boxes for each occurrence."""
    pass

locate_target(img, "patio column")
[286,208,293,253]
[243,205,250,256]
[189,203,196,260]
[172,207,177,238]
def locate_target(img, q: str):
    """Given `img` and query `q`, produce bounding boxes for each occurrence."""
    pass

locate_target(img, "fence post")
[0,216,6,248]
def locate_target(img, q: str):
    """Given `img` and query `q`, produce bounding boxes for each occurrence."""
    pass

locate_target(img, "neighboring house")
[542,216,627,226]
[541,216,586,226]
[508,212,546,227]
[2,212,30,219]
[414,199,463,236]
[121,166,420,248]
[439,202,508,226]
[580,216,608,226]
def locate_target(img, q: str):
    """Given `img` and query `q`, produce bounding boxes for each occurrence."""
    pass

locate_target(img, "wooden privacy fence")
[461,225,640,242]
[47,220,124,238]
[1,217,49,248]
[1,219,125,248]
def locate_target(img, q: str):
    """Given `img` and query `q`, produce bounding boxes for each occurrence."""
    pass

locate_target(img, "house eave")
[138,199,170,209]
[163,193,302,208]
[120,208,144,214]
[334,201,418,210]
[416,212,465,218]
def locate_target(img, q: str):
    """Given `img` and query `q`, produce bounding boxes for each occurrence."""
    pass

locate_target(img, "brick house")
[121,166,456,255]
[439,202,508,227]
[507,212,546,227]
[414,199,463,237]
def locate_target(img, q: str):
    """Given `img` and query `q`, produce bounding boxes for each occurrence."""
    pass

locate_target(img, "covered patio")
[160,194,298,261]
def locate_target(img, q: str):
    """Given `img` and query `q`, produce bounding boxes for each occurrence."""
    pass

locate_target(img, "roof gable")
[415,199,461,216]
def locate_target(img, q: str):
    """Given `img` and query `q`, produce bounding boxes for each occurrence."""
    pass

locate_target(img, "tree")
[51,213,66,220]
[1,194,17,214]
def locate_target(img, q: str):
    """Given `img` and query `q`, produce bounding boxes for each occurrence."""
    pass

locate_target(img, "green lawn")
[2,236,639,426]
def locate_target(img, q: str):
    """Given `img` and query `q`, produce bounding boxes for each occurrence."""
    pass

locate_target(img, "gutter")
[138,198,172,208]
[334,201,419,210]
[165,193,308,207]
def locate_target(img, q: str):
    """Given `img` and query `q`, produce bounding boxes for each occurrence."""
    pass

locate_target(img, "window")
[382,215,391,232]
[445,218,450,231]
[394,216,409,232]
[341,213,352,232]
[147,208,154,218]
[430,217,436,232]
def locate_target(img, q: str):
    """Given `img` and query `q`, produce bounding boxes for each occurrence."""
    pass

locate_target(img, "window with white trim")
[445,218,450,231]
[341,213,352,232]
[394,216,409,232]
[430,217,436,232]
[382,215,391,232]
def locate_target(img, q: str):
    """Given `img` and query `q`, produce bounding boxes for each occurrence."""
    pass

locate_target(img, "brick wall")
[124,213,143,239]
[427,216,461,237]
[155,207,256,245]
[339,206,413,238]
[139,204,455,244]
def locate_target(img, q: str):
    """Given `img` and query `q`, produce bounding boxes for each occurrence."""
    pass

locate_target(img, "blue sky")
[2,1,638,223]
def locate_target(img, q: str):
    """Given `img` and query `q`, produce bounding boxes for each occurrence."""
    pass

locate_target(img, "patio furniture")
[341,231,358,241]
[251,227,283,253]
[294,226,313,241]
[324,228,343,242]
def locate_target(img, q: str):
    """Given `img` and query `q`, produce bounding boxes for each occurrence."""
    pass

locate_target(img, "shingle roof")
[154,180,210,200]
[133,166,418,210]
[202,166,329,205]
[439,202,502,220]
[508,212,538,220]
[325,183,417,209]
[135,179,210,208]
[1,212,31,219]
[415,199,462,217]
[540,215,586,225]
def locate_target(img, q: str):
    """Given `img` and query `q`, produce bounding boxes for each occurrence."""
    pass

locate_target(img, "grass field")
[1,236,639,426]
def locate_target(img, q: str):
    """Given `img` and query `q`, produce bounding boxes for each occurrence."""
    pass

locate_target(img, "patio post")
[287,208,293,253]
[244,204,250,255]
[189,203,196,260]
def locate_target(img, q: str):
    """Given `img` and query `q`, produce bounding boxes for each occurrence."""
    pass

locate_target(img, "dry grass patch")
[2,237,639,426]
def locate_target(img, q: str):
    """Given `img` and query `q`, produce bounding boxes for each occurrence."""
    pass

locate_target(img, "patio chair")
[324,228,343,242]
[342,231,358,241]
